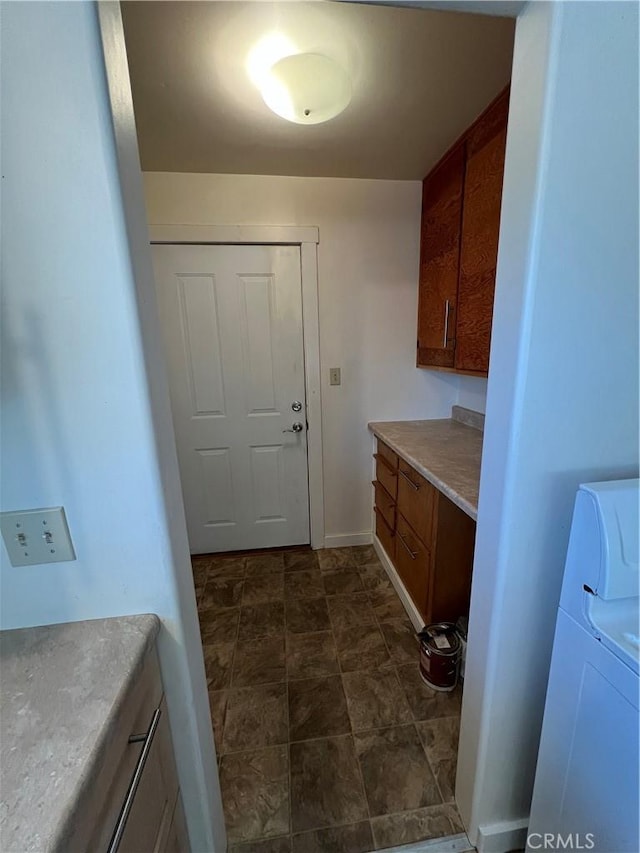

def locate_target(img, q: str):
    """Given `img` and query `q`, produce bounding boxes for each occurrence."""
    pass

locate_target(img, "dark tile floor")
[192,546,465,853]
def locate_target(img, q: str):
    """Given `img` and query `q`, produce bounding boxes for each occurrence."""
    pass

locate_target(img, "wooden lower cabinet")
[373,479,396,530]
[429,491,476,622]
[117,697,185,853]
[375,504,396,564]
[374,440,475,625]
[374,446,398,501]
[397,460,436,544]
[395,513,431,617]
[70,649,189,853]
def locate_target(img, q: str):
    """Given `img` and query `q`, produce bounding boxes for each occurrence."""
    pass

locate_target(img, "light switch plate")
[0,507,76,566]
[329,367,341,386]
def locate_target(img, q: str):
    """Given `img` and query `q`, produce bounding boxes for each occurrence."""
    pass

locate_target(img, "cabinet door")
[455,89,509,374]
[396,461,436,546]
[430,493,476,622]
[395,513,431,621]
[118,699,183,853]
[373,479,396,531]
[417,143,465,369]
[374,440,398,500]
[375,506,396,565]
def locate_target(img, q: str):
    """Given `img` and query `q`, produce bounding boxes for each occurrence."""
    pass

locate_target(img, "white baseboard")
[475,818,528,853]
[373,535,426,633]
[323,531,373,548]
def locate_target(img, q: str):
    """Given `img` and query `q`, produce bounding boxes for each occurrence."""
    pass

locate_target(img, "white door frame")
[148,224,325,550]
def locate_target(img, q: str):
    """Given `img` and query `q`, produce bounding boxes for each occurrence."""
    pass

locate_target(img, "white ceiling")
[122,1,515,180]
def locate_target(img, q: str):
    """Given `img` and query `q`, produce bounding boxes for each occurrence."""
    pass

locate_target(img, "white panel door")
[152,244,309,553]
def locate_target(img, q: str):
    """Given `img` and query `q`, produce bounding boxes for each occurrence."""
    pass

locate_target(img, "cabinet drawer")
[117,697,180,853]
[374,444,398,500]
[397,461,436,545]
[66,650,164,852]
[375,507,396,564]
[373,480,396,530]
[376,440,398,471]
[396,513,431,621]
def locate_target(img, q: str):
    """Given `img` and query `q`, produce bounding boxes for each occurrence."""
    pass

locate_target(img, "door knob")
[283,422,304,433]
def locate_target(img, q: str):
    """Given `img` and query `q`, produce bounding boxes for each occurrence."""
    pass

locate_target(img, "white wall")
[457,1,639,850]
[0,5,223,850]
[143,172,478,543]
[457,376,488,414]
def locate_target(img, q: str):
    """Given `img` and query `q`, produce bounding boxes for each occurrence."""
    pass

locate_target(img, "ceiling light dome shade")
[261,53,351,125]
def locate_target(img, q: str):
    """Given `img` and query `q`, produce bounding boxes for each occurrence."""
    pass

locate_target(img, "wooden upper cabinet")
[417,143,465,369]
[416,86,509,377]
[455,89,509,373]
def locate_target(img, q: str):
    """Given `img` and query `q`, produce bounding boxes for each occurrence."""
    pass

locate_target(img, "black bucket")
[418,622,461,692]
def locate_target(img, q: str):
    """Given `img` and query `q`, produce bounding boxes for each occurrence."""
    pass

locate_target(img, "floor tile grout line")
[350,556,462,846]
[196,549,464,849]
[416,715,461,808]
[285,677,293,846]
[248,814,377,849]
[203,559,243,750]
[217,709,462,758]
[360,560,463,821]
[324,576,375,844]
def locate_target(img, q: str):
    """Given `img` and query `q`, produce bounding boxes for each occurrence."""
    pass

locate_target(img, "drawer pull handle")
[397,531,418,560]
[372,481,396,508]
[443,299,450,349]
[399,469,420,491]
[373,453,397,474]
[107,707,162,853]
[374,506,395,535]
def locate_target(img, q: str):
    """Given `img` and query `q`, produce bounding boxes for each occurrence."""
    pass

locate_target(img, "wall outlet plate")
[0,507,76,566]
[329,367,341,386]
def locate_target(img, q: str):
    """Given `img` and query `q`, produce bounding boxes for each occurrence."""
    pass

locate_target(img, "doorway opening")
[116,1,515,850]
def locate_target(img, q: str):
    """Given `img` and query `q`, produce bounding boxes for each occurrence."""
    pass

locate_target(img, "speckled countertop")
[0,614,160,853]
[369,408,483,520]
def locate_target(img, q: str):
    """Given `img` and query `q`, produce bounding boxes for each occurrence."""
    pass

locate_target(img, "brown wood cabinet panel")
[455,88,509,374]
[372,446,476,627]
[430,492,476,622]
[416,86,509,377]
[396,461,436,546]
[374,451,398,501]
[376,439,398,471]
[375,506,396,564]
[395,513,431,620]
[373,480,396,530]
[416,143,465,369]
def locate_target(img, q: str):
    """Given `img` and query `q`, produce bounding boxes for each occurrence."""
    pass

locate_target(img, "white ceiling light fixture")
[260,53,351,125]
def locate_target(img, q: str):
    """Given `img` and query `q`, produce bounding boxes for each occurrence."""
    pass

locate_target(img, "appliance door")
[528,609,639,852]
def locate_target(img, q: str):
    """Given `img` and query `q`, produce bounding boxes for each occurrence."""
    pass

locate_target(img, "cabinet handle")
[374,506,395,535]
[443,300,450,349]
[397,531,418,560]
[373,453,397,475]
[107,707,162,853]
[372,482,396,508]
[399,469,420,491]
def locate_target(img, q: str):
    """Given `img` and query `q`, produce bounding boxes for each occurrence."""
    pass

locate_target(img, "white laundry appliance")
[528,479,639,853]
